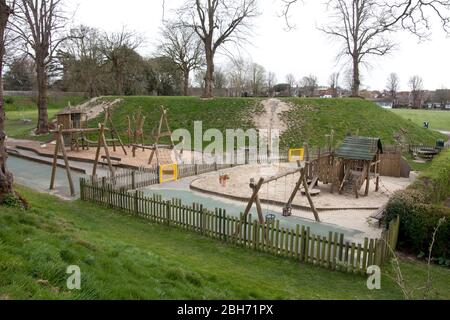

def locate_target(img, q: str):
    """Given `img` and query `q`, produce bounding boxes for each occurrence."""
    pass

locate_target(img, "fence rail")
[80,178,400,275]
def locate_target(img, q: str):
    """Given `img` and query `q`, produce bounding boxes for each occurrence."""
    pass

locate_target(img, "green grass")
[4,96,87,141]
[91,96,263,149]
[391,109,450,132]
[281,98,445,148]
[1,185,449,300]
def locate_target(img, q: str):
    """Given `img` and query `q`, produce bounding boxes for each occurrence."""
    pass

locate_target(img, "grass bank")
[281,98,444,148]
[1,186,449,300]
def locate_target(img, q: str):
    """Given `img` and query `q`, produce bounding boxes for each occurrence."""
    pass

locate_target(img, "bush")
[409,149,450,204]
[386,190,450,261]
[4,96,14,104]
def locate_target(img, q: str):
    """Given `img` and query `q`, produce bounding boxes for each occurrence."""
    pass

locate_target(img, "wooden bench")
[102,155,121,167]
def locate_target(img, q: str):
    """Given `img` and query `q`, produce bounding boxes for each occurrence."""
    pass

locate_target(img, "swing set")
[241,165,321,226]
[49,123,116,196]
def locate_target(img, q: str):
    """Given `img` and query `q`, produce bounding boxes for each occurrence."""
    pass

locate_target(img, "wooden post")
[50,125,75,196]
[58,130,75,196]
[302,171,320,222]
[49,126,62,191]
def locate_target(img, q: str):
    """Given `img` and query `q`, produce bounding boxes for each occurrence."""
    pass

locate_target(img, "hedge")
[409,149,450,204]
[385,149,450,264]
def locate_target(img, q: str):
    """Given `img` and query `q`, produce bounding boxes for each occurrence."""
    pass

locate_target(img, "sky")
[68,0,450,91]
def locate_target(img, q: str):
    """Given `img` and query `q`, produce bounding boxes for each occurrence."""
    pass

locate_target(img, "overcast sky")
[69,0,450,91]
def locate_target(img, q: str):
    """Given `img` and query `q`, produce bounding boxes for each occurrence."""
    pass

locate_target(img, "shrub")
[386,190,450,260]
[409,149,450,204]
[4,97,14,104]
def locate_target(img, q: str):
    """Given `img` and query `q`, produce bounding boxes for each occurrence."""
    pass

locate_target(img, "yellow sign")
[159,163,178,184]
[289,148,305,162]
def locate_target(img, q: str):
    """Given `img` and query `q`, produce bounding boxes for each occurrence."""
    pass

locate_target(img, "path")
[254,98,292,135]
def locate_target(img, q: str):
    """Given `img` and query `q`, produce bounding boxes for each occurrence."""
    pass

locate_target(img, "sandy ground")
[7,138,203,168]
[253,98,292,134]
[190,163,415,240]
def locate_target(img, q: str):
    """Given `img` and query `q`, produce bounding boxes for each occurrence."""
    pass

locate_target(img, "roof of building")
[336,136,383,161]
[56,107,86,116]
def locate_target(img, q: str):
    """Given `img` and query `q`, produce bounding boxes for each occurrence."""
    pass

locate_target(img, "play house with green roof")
[335,136,383,198]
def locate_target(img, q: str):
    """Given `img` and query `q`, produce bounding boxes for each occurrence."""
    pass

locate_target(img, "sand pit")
[190,163,414,240]
[191,163,411,210]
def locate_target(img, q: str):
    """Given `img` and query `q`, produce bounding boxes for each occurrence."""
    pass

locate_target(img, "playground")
[5,98,419,241]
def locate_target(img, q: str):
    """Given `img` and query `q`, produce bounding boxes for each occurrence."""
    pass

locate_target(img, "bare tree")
[249,62,266,96]
[286,73,296,96]
[61,25,104,98]
[283,0,450,97]
[267,71,277,96]
[179,0,259,98]
[100,28,142,96]
[319,0,396,97]
[409,75,424,109]
[214,67,227,90]
[227,57,250,97]
[300,74,318,97]
[11,0,69,134]
[328,72,340,97]
[159,21,203,96]
[0,0,14,202]
[386,73,400,106]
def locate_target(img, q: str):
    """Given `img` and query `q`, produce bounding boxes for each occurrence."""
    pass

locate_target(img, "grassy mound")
[281,98,444,148]
[1,186,449,300]
[92,96,263,149]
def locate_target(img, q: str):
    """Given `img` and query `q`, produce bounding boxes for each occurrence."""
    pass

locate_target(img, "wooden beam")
[58,131,75,196]
[49,126,62,190]
[302,171,321,222]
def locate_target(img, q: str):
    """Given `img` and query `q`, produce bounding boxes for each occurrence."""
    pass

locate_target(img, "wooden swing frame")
[235,165,320,237]
[49,124,116,196]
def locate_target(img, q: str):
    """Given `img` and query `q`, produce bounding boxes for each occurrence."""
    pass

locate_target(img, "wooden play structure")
[131,106,181,166]
[127,107,146,149]
[302,135,383,199]
[242,165,321,226]
[49,124,117,196]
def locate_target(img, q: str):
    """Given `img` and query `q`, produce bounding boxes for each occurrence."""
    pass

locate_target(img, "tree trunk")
[183,70,190,96]
[352,55,360,97]
[36,61,49,134]
[0,0,14,202]
[203,47,214,98]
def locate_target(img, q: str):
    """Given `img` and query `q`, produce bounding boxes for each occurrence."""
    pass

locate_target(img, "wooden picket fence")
[80,178,400,275]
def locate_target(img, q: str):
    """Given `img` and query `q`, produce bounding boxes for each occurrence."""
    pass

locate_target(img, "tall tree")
[300,74,318,97]
[3,56,35,91]
[179,0,259,98]
[249,62,266,96]
[266,71,277,96]
[409,75,423,109]
[159,22,203,96]
[328,72,340,97]
[285,73,296,96]
[386,73,400,106]
[283,0,450,97]
[0,0,14,202]
[12,0,69,134]
[100,28,142,96]
[61,25,105,98]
